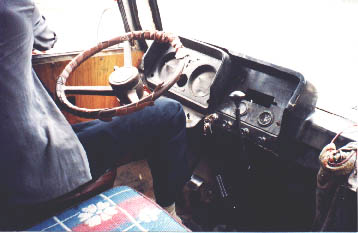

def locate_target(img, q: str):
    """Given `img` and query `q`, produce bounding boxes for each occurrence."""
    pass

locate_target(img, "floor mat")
[114,160,155,201]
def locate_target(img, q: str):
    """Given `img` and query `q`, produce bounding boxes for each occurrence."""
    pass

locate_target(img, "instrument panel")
[143,37,317,148]
[158,52,217,99]
[143,37,231,112]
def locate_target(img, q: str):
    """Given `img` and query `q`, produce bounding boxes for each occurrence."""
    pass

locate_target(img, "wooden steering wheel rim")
[56,30,187,119]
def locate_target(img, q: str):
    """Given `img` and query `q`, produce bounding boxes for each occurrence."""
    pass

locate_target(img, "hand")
[322,143,336,153]
[32,49,46,55]
[319,142,336,161]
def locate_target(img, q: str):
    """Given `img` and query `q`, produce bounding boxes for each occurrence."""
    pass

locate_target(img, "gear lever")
[205,91,249,224]
[227,91,250,210]
[229,91,246,131]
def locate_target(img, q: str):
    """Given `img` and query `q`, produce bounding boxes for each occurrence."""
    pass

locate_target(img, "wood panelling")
[33,50,144,124]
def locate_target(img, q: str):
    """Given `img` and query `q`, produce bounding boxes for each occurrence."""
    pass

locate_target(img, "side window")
[34,0,125,53]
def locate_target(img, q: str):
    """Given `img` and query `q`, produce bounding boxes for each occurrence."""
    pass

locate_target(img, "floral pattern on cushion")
[27,186,188,232]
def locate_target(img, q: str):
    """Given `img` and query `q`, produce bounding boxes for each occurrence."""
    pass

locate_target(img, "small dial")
[258,111,274,127]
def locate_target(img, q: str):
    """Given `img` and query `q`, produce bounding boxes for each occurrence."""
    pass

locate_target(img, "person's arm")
[32,4,57,51]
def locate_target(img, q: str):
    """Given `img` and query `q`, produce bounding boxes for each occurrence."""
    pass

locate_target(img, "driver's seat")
[26,186,188,232]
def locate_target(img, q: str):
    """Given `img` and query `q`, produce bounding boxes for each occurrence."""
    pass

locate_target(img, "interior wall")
[33,50,144,124]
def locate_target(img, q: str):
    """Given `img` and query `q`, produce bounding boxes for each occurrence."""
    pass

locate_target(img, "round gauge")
[189,65,216,97]
[159,52,180,82]
[238,102,248,116]
[258,111,274,127]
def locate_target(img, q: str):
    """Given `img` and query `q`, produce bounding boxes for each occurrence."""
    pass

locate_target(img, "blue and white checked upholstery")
[27,186,188,232]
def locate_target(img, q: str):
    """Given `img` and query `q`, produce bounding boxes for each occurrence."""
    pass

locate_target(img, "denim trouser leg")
[72,97,190,207]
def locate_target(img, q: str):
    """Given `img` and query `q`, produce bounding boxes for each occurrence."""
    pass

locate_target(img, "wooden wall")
[33,50,144,124]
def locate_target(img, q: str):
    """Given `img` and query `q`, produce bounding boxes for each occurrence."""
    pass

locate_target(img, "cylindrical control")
[109,66,143,104]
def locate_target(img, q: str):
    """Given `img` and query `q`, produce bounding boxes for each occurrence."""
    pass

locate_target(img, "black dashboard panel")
[142,37,317,149]
[215,50,317,148]
[143,37,231,113]
[217,59,301,138]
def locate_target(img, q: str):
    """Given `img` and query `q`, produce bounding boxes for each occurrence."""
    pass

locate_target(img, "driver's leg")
[72,97,191,208]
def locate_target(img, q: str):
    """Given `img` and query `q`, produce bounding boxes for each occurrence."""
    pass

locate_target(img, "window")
[34,0,125,53]
[157,0,358,121]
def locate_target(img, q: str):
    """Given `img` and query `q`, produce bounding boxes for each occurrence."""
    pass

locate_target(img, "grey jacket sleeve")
[32,4,57,51]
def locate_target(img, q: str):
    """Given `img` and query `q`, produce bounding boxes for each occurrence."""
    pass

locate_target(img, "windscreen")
[157,0,358,121]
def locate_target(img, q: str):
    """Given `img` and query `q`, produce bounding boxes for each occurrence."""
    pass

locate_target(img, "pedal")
[187,174,204,191]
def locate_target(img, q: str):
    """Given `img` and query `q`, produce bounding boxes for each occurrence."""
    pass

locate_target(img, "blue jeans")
[72,97,190,207]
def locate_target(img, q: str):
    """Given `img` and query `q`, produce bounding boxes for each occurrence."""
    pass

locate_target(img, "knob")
[229,91,246,131]
[258,136,267,144]
[241,127,250,136]
[227,121,233,129]
[222,120,228,128]
[229,91,246,107]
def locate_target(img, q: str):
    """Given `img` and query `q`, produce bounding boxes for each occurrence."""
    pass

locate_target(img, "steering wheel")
[56,30,188,120]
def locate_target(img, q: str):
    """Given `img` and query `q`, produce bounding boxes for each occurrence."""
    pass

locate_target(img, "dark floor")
[111,155,319,232]
[114,160,155,201]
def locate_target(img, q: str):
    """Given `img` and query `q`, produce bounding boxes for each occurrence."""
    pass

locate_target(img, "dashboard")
[143,37,231,112]
[143,37,317,150]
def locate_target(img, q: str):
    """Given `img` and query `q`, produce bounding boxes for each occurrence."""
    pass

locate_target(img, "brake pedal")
[187,174,204,191]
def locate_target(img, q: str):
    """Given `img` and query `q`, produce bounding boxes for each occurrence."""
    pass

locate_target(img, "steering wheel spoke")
[64,86,115,96]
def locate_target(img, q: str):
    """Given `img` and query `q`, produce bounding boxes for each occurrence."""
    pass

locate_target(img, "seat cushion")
[27,186,189,232]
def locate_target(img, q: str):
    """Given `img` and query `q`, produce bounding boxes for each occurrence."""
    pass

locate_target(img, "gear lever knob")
[229,91,246,130]
[229,91,246,107]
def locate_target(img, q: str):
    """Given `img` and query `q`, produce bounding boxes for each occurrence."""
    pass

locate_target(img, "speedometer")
[159,52,179,82]
[189,65,216,97]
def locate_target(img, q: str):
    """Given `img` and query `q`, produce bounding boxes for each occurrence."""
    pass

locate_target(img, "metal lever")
[123,41,133,67]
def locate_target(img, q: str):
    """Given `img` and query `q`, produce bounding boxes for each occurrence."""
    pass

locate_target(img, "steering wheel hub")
[109,66,143,104]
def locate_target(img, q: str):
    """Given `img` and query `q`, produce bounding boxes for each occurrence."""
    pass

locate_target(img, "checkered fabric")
[27,186,188,232]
